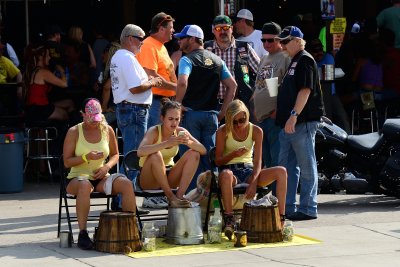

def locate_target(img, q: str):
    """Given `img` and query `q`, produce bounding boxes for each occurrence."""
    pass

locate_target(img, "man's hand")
[284,116,297,134]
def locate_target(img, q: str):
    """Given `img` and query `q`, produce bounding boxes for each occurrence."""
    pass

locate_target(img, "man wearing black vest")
[175,25,237,190]
[205,15,259,117]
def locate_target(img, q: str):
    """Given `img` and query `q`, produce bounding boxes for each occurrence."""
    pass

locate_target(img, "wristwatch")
[290,109,299,117]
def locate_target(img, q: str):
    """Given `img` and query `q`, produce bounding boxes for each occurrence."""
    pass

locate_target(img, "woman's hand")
[167,131,189,146]
[92,165,110,180]
[87,151,104,161]
[244,182,257,200]
[232,146,248,158]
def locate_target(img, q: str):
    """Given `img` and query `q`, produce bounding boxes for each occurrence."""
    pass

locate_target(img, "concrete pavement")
[1,182,400,266]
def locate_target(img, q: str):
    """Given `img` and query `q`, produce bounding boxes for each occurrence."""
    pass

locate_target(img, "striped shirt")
[206,37,260,99]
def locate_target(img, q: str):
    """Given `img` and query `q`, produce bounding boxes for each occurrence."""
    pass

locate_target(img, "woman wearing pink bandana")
[63,98,136,250]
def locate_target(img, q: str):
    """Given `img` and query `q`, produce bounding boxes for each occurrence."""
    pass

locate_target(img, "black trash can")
[0,127,24,193]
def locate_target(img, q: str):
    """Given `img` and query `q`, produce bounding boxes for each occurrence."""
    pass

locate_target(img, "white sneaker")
[142,196,168,209]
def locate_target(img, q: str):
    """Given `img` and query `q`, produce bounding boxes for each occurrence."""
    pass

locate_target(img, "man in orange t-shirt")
[136,12,177,129]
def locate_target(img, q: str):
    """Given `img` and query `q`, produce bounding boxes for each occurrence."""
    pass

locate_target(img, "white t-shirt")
[237,29,268,58]
[110,49,152,104]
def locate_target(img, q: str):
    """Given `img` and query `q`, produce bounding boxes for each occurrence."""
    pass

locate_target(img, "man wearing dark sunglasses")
[110,24,162,207]
[254,22,290,170]
[275,26,325,222]
[205,15,259,117]
[234,8,267,58]
[174,24,237,190]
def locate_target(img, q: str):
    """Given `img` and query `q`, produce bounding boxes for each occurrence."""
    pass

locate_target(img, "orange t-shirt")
[136,36,177,97]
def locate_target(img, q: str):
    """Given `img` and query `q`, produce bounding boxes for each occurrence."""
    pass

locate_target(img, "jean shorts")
[219,163,253,184]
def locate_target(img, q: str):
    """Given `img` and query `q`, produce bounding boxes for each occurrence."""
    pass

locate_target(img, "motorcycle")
[316,116,400,198]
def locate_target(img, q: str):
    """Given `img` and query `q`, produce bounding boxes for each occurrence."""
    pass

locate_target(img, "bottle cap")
[213,199,220,208]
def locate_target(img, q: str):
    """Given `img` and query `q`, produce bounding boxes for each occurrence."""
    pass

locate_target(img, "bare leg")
[111,176,136,212]
[218,169,237,214]
[167,150,200,199]
[66,179,93,231]
[258,166,287,216]
[48,106,69,121]
[54,99,75,113]
[139,152,176,201]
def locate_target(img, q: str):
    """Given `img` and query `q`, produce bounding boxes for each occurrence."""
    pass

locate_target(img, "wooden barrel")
[240,203,283,243]
[95,211,142,253]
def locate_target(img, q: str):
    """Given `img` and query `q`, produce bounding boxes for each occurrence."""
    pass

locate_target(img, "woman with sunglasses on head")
[63,98,136,250]
[215,99,287,238]
[137,99,206,208]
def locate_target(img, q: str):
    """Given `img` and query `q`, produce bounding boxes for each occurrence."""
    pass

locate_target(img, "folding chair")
[123,150,174,233]
[204,147,271,231]
[57,156,115,242]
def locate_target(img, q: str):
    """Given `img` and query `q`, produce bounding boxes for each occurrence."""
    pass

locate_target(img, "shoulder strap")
[31,67,41,84]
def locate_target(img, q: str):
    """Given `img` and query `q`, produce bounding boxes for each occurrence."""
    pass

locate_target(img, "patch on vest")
[204,58,214,66]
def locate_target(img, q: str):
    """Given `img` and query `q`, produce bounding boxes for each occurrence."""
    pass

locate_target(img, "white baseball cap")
[174,25,204,39]
[236,9,253,21]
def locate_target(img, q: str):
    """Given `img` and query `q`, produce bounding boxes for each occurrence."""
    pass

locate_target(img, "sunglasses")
[233,117,246,125]
[214,25,231,32]
[126,35,145,42]
[280,38,294,45]
[157,15,173,27]
[261,38,275,43]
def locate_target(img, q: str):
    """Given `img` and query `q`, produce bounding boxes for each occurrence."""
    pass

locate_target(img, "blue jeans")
[278,121,320,217]
[180,110,218,190]
[116,102,149,184]
[147,97,161,129]
[257,118,281,168]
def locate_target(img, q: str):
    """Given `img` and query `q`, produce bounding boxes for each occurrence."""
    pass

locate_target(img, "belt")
[120,101,150,109]
[220,163,253,170]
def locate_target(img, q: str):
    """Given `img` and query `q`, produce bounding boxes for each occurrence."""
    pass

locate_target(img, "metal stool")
[24,125,59,183]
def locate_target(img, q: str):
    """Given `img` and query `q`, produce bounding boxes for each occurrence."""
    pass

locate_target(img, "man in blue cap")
[174,25,237,190]
[275,26,325,221]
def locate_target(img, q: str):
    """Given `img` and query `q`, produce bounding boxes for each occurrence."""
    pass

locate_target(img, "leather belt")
[220,163,253,170]
[120,101,150,109]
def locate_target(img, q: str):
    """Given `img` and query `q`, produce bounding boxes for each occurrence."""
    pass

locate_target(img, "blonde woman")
[215,100,287,238]
[63,98,135,250]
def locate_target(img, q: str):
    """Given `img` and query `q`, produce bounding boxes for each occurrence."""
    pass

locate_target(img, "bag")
[253,77,279,121]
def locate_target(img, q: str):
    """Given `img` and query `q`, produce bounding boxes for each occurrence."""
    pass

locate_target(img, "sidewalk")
[1,182,400,266]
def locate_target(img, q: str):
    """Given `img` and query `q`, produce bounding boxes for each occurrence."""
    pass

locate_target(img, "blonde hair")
[68,26,84,42]
[225,100,249,134]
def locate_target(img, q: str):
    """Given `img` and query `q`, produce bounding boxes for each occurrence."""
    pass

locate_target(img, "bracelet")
[82,153,89,163]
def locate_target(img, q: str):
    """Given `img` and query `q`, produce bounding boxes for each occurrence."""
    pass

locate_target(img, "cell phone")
[178,131,185,136]
[239,146,247,150]
[97,151,104,155]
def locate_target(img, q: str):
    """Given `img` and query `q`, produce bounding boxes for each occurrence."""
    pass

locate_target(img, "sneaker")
[142,196,168,209]
[223,214,235,240]
[77,230,94,250]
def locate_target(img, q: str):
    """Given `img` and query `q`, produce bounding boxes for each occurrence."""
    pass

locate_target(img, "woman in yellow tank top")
[63,98,136,250]
[137,100,206,208]
[215,100,287,238]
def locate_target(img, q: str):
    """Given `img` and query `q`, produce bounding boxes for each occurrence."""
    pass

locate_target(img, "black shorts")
[25,104,55,121]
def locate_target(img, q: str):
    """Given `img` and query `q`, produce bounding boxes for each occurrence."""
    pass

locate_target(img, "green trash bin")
[0,127,24,193]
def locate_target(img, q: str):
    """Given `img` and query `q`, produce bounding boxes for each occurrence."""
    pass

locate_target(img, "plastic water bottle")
[282,220,294,242]
[142,222,158,251]
[207,200,222,243]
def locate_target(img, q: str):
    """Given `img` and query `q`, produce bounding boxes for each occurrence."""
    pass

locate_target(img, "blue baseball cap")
[174,25,204,39]
[276,26,304,39]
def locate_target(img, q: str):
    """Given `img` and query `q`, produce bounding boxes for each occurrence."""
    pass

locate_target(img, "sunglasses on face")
[157,15,173,27]
[261,38,275,43]
[214,25,231,32]
[126,35,144,42]
[233,117,246,125]
[280,38,294,45]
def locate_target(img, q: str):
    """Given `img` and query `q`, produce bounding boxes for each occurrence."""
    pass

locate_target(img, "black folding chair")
[204,147,271,231]
[57,156,115,242]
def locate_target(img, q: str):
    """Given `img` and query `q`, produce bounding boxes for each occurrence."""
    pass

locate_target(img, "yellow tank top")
[224,123,254,165]
[67,123,110,180]
[139,124,179,167]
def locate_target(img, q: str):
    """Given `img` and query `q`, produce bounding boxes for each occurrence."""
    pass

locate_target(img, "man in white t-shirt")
[234,9,267,58]
[111,24,162,185]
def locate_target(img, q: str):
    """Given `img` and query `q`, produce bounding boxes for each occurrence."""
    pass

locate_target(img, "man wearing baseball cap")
[174,25,237,190]
[275,26,325,221]
[234,8,267,58]
[254,22,291,171]
[205,15,259,116]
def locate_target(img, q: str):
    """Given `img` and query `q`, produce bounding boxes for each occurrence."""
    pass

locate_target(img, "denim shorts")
[219,163,253,184]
